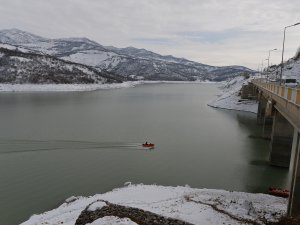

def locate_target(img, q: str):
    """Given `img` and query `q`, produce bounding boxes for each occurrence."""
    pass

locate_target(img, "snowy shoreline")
[0,82,141,92]
[21,184,287,225]
[208,76,258,114]
[0,80,217,92]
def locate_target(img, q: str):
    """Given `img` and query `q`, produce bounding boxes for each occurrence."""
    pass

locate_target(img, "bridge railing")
[252,79,300,106]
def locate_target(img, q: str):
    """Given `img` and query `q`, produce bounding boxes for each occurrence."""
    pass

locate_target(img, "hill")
[0,29,254,82]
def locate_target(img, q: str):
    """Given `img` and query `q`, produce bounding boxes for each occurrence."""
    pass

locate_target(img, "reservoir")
[0,83,289,225]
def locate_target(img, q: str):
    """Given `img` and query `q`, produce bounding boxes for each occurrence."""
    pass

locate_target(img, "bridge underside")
[270,110,294,167]
[253,83,300,217]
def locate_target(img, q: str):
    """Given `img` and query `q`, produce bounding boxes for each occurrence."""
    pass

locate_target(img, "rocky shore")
[76,200,193,225]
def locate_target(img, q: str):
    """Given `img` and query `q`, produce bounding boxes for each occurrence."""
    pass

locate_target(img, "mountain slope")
[0,29,255,81]
[266,53,300,81]
[0,45,121,84]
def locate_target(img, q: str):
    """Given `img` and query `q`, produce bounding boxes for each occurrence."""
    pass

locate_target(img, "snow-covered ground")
[61,50,118,67]
[87,217,138,225]
[208,76,258,113]
[21,184,287,225]
[268,56,300,82]
[208,50,300,114]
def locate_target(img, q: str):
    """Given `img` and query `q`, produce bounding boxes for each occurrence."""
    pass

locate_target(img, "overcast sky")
[1,0,300,69]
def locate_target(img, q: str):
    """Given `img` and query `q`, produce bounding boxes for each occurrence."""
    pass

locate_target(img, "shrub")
[293,47,300,60]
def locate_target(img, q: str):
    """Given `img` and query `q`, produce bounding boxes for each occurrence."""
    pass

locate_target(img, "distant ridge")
[0,29,254,82]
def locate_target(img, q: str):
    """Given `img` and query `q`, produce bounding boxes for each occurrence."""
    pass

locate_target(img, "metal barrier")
[252,79,300,106]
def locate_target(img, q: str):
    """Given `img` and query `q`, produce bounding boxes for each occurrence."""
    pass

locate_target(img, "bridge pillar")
[262,99,274,139]
[257,94,273,138]
[288,130,300,217]
[257,93,267,125]
[262,116,273,139]
[269,110,294,167]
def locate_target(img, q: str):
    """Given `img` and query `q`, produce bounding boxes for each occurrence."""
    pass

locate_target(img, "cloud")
[133,38,175,46]
[175,29,260,44]
[0,0,300,68]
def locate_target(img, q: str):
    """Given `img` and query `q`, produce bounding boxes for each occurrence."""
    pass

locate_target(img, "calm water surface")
[0,83,288,225]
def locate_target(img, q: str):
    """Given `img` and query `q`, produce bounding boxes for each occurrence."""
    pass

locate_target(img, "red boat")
[142,143,155,148]
[268,187,289,198]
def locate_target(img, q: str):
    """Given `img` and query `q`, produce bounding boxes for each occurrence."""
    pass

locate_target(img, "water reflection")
[0,139,149,155]
[214,109,289,192]
[249,159,270,166]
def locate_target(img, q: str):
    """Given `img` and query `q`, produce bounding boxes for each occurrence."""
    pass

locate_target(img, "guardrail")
[252,79,300,106]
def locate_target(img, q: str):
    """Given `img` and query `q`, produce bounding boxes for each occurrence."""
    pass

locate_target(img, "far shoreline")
[0,80,220,93]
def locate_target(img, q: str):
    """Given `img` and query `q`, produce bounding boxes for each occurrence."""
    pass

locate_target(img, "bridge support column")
[288,131,300,217]
[269,110,294,167]
[257,94,273,138]
[257,94,267,125]
[262,101,273,139]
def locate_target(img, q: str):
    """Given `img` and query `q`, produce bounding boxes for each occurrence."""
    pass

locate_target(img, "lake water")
[0,83,289,225]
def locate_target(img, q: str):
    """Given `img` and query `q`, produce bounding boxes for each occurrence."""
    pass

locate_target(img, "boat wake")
[0,139,150,155]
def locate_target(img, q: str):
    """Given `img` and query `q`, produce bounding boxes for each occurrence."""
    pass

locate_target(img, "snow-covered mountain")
[0,44,121,84]
[0,29,254,82]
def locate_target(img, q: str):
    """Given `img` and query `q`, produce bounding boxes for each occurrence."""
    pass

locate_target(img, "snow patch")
[87,201,107,211]
[0,43,32,53]
[208,76,258,113]
[62,51,117,67]
[88,216,138,225]
[9,56,32,62]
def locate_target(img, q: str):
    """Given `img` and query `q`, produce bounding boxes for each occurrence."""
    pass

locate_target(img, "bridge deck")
[252,80,300,131]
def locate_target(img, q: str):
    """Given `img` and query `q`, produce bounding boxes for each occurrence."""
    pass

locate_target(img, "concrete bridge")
[246,79,300,217]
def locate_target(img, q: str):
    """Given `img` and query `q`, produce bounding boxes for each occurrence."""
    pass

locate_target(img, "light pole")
[261,59,268,82]
[257,64,262,79]
[279,22,300,85]
[260,59,264,81]
[267,48,277,81]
